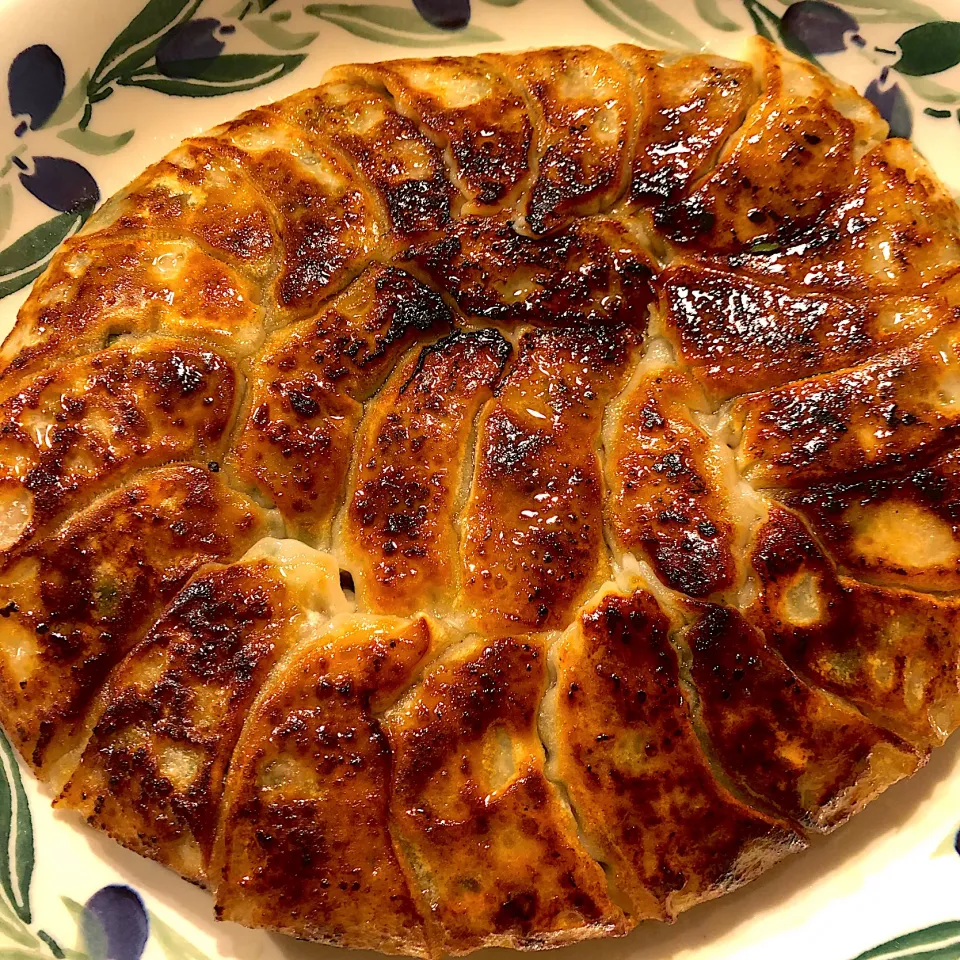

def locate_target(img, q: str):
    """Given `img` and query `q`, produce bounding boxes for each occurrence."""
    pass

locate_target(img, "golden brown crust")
[615,46,758,211]
[364,56,535,214]
[733,321,960,488]
[548,585,803,920]
[684,604,922,834]
[658,260,954,401]
[461,324,638,633]
[403,214,656,331]
[661,38,886,251]
[228,265,452,542]
[484,46,636,236]
[604,359,748,597]
[56,542,346,883]
[213,615,439,957]
[0,39,957,959]
[271,72,454,240]
[0,464,271,775]
[340,329,511,616]
[385,634,625,955]
[0,338,237,554]
[781,448,960,591]
[748,507,960,747]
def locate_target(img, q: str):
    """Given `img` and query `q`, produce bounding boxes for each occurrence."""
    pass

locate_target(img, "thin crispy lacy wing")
[782,447,960,591]
[228,265,452,544]
[213,614,441,957]
[339,329,511,617]
[0,338,237,554]
[56,540,349,883]
[271,71,454,241]
[461,324,638,633]
[384,633,625,955]
[684,605,922,834]
[604,355,757,598]
[0,229,262,383]
[748,506,960,747]
[662,38,886,251]
[403,214,656,331]
[545,585,802,921]
[657,259,954,402]
[0,464,273,777]
[484,46,636,236]
[359,56,535,215]
[732,320,960,488]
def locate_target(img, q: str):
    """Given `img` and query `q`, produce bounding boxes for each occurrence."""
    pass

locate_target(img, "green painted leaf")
[304,4,501,44]
[0,186,12,249]
[118,53,305,96]
[839,0,940,22]
[852,920,960,960]
[242,18,319,50]
[148,912,211,960]
[58,126,135,155]
[0,950,51,959]
[580,0,701,46]
[92,0,204,87]
[0,913,35,949]
[903,72,960,104]
[0,210,87,299]
[0,734,31,926]
[36,931,65,959]
[42,71,91,129]
[896,21,960,76]
[479,0,526,5]
[695,0,742,31]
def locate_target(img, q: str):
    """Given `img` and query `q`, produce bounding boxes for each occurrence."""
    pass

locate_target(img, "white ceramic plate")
[1,1,960,958]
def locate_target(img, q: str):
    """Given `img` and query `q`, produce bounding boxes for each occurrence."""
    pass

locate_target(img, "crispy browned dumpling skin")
[749,507,960,747]
[658,260,954,401]
[213,614,440,957]
[782,447,960,591]
[663,38,886,251]
[461,325,637,633]
[340,329,510,616]
[362,56,535,214]
[615,46,758,210]
[404,214,656,330]
[385,634,625,955]
[83,139,280,283]
[3,36,960,960]
[546,585,802,920]
[604,358,752,597]
[271,72,454,240]
[684,605,922,834]
[0,229,262,382]
[0,464,272,776]
[56,540,348,883]
[733,320,960,488]
[228,266,451,542]
[484,46,636,236]
[726,138,960,294]
[201,110,386,322]
[0,338,237,554]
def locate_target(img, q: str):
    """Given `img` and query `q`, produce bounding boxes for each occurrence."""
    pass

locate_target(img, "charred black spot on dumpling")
[370,267,454,359]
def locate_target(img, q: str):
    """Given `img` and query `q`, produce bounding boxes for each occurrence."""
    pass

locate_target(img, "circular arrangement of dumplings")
[0,35,959,958]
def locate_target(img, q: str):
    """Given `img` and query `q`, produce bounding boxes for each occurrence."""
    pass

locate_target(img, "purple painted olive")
[7,44,65,129]
[781,1,859,55]
[155,18,226,76]
[82,885,149,960]
[865,75,913,140]
[413,0,471,29]
[19,156,99,213]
